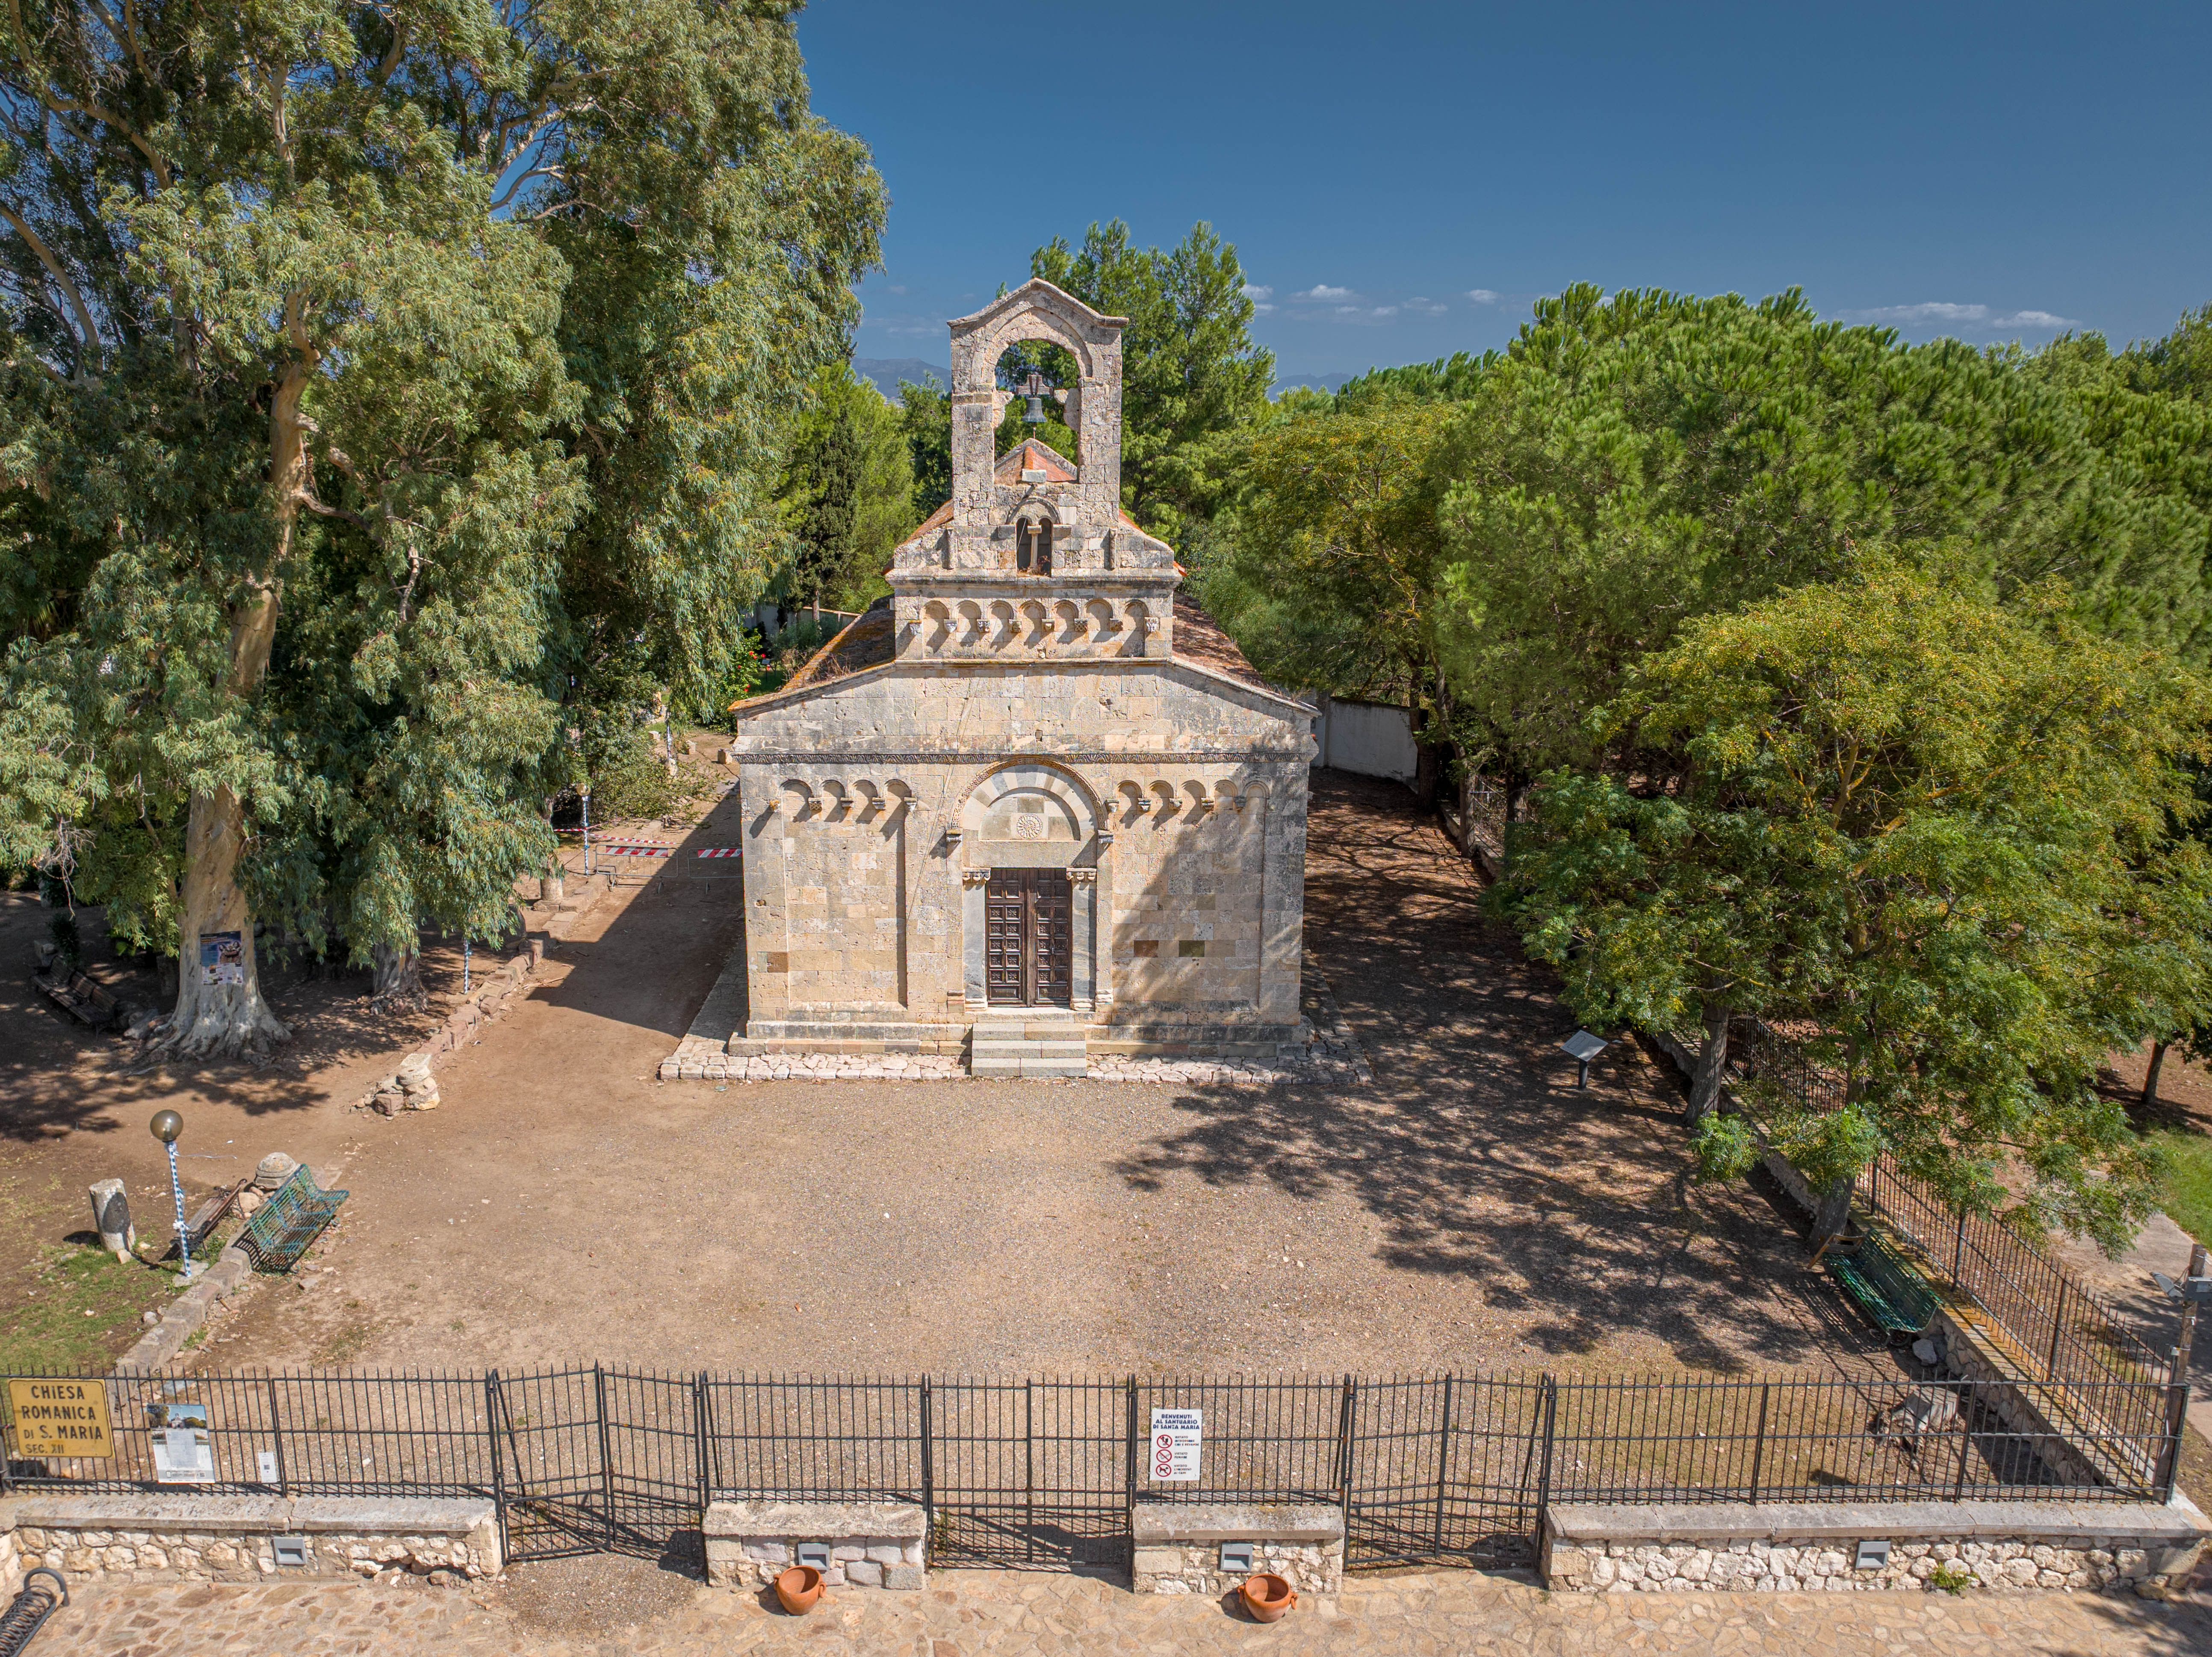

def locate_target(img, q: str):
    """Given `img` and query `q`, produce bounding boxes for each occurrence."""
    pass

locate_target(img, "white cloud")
[1837,300,2078,333]
[1405,296,1447,316]
[1242,284,1273,301]
[1296,284,1354,301]
[1252,303,1276,315]
[886,284,908,296]
[1466,288,1500,305]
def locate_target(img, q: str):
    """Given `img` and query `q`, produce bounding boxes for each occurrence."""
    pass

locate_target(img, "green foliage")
[898,376,952,521]
[1496,566,2212,1250]
[1030,219,1273,538]
[1194,388,1454,711]
[1689,1112,1757,1184]
[1435,285,2212,777]
[2145,1127,2212,1249]
[776,364,914,612]
[0,1,883,982]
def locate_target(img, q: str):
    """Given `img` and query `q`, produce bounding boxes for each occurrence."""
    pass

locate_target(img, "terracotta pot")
[1239,1572,1296,1622]
[774,1564,824,1614]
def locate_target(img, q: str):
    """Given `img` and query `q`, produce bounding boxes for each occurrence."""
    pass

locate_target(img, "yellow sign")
[8,1378,114,1459]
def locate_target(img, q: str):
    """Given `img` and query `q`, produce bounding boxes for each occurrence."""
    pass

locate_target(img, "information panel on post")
[7,1377,114,1459]
[1149,1407,1202,1482]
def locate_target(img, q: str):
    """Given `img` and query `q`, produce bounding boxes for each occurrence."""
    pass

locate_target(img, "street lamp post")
[150,1109,192,1282]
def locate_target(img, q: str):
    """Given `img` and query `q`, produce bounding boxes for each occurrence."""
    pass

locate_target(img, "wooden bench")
[1828,1230,1940,1341]
[238,1165,350,1273]
[162,1178,247,1260]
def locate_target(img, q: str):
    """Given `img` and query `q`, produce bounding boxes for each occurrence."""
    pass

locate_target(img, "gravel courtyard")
[180,771,1890,1382]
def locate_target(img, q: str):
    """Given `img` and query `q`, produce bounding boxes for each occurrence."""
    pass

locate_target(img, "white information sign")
[1149,1407,1202,1482]
[152,1425,215,1484]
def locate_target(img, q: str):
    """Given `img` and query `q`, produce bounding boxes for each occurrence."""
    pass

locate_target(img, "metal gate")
[490,1367,704,1563]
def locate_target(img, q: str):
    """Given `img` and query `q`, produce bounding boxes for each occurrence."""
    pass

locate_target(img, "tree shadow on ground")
[1113,769,1902,1381]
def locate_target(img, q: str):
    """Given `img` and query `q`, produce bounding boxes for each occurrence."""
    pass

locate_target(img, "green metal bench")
[238,1165,349,1273]
[1828,1230,1939,1342]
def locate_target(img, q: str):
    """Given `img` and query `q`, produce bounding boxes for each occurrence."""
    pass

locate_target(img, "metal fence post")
[1952,1210,1966,1284]
[1431,1374,1455,1554]
[1024,1379,1036,1566]
[692,1372,712,1523]
[1535,1376,1558,1516]
[267,1375,289,1497]
[1746,1381,1770,1505]
[1336,1376,1357,1515]
[1124,1375,1139,1527]
[486,1370,507,1561]
[2047,1281,2068,1379]
[919,1379,934,1527]
[2159,1383,2192,1503]
[593,1365,616,1552]
[1952,1385,1974,1501]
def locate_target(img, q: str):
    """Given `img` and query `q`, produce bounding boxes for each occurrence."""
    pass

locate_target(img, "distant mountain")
[853,358,949,400]
[1272,371,1358,395]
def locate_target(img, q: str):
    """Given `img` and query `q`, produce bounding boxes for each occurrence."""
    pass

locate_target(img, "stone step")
[970,1056,1088,1078]
[969,1038,1088,1059]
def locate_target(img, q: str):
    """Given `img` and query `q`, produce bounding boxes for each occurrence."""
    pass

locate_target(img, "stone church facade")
[724,281,1314,1075]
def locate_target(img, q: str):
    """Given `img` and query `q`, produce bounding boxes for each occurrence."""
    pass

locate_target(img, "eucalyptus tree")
[0,1,880,1050]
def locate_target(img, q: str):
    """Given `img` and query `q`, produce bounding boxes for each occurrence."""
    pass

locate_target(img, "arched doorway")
[957,763,1104,1012]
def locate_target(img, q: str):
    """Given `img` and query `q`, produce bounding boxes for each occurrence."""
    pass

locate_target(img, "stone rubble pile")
[351,950,540,1116]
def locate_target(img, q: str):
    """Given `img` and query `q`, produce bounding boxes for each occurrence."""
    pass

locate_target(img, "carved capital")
[1095,830,1115,849]
[960,868,992,888]
[943,827,964,846]
[1066,867,1098,886]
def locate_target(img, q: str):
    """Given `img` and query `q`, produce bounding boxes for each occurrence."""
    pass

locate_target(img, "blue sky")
[798,0,2212,382]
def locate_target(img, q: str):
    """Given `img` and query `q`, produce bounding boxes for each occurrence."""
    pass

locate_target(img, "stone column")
[960,867,991,1006]
[1069,867,1098,1012]
[1093,830,1115,1009]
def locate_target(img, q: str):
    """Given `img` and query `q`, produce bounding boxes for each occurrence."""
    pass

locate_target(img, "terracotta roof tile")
[1171,594,1269,690]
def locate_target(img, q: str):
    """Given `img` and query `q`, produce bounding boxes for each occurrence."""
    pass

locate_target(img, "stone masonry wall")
[735,659,1310,1042]
[11,1523,493,1586]
[705,1533,925,1592]
[702,1500,927,1592]
[1128,1503,1345,1598]
[1551,1533,2188,1595]
[1541,1499,2209,1598]
[1129,1537,1343,1598]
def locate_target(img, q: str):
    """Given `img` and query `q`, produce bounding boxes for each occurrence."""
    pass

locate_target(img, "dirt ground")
[18,769,1890,1386]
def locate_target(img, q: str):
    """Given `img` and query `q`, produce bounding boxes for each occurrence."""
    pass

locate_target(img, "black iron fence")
[1704,1019,2180,1410]
[3,1366,2185,1572]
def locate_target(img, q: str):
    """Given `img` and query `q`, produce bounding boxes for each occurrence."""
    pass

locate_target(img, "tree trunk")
[164,778,291,1054]
[370,933,424,1007]
[161,339,314,1056]
[1810,1174,1855,1260]
[2144,1041,2170,1109]
[1686,1000,1731,1127]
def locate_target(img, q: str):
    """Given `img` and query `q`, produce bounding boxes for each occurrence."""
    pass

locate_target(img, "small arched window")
[1016,516,1053,576]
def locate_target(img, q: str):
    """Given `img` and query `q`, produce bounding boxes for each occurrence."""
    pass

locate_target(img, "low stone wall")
[0,1494,499,1588]
[1541,1499,2209,1596]
[1130,1503,1344,1598]
[703,1500,925,1590]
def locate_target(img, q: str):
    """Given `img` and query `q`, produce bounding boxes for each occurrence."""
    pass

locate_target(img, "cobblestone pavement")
[27,1569,2212,1657]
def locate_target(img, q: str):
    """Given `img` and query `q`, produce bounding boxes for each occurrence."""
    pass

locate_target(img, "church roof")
[1169,594,1269,690]
[996,438,1078,483]
[777,599,897,692]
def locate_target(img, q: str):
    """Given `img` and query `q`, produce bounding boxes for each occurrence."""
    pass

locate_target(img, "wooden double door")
[985,869,1074,1006]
